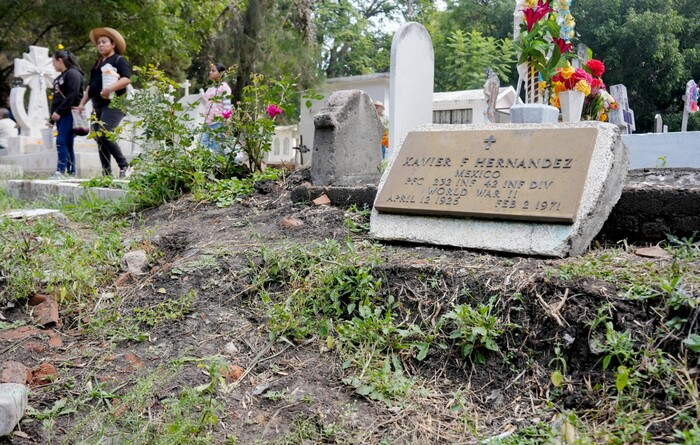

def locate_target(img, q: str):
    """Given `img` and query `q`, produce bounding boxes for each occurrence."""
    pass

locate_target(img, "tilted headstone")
[370,122,628,257]
[608,84,635,134]
[389,22,434,159]
[310,90,383,186]
[12,46,58,137]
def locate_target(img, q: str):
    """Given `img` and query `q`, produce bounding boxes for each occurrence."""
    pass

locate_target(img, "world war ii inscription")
[375,128,598,223]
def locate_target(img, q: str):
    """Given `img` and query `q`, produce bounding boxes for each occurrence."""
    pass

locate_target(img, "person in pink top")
[201,63,232,152]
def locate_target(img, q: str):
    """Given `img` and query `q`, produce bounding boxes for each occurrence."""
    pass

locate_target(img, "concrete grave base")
[7,179,130,204]
[370,122,628,257]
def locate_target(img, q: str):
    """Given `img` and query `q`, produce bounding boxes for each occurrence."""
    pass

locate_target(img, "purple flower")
[222,109,232,119]
[266,104,282,118]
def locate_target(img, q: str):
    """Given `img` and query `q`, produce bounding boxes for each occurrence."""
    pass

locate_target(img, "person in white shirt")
[0,108,18,150]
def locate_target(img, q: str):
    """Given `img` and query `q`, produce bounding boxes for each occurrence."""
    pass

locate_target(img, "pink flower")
[552,37,573,54]
[222,109,232,120]
[266,104,282,119]
[523,0,553,32]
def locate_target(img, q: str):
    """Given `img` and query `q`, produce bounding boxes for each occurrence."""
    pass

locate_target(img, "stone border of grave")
[6,179,129,204]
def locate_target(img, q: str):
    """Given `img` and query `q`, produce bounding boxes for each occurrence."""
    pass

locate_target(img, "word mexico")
[375,128,598,223]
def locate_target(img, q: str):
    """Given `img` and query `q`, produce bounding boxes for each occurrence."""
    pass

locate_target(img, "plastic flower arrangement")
[550,64,592,108]
[515,0,577,103]
[578,59,618,121]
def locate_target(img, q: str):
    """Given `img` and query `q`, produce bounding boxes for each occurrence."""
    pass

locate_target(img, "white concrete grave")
[389,22,434,159]
[371,122,628,257]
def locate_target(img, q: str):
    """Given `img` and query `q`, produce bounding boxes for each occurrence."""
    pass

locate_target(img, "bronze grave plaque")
[375,127,598,223]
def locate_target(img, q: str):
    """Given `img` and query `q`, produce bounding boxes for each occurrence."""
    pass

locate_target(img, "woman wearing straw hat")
[78,27,131,177]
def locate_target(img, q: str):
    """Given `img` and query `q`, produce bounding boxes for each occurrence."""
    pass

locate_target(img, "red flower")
[586,59,605,78]
[266,104,282,119]
[523,0,553,32]
[552,37,573,54]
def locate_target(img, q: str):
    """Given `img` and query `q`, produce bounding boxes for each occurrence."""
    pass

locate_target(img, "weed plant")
[0,216,124,306]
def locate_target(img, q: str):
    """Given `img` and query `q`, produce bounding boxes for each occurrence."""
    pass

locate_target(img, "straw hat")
[89,27,126,55]
[374,100,384,108]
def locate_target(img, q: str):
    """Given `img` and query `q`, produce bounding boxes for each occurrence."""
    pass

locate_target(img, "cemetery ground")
[1,171,699,444]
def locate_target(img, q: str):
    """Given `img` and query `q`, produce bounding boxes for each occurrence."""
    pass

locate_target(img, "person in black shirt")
[78,27,131,177]
[50,49,83,178]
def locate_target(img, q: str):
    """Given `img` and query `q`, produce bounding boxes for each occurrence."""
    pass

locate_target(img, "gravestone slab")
[371,122,628,257]
[310,90,383,186]
[608,84,635,134]
[389,22,434,159]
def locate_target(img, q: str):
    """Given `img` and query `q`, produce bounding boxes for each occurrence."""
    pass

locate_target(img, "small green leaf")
[551,370,563,387]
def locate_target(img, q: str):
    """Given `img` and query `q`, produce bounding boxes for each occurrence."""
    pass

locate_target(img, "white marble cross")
[12,46,58,137]
[180,79,191,96]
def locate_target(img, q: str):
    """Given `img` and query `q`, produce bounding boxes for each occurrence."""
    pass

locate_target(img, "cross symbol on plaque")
[484,135,497,150]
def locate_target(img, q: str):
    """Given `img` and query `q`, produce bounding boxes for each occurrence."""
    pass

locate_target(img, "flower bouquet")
[579,59,617,121]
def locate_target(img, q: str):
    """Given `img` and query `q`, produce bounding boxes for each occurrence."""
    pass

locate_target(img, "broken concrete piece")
[123,250,149,275]
[0,383,29,436]
[30,294,59,327]
[0,362,29,385]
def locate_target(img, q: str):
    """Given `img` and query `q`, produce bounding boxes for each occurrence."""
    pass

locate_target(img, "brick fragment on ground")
[30,294,60,327]
[48,333,63,348]
[0,361,30,384]
[124,353,145,369]
[280,216,304,229]
[312,194,331,206]
[0,326,41,341]
[30,363,58,386]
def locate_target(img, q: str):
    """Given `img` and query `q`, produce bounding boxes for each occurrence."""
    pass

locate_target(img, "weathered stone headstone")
[389,22,434,159]
[310,90,383,186]
[608,84,635,134]
[483,69,500,124]
[371,122,628,257]
[12,46,58,138]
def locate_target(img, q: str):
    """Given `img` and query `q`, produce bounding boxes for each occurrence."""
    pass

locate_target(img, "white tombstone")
[681,79,698,132]
[12,46,58,138]
[654,114,663,133]
[389,22,434,159]
[608,84,635,134]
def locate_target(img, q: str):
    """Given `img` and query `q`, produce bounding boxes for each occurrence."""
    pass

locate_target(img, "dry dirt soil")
[1,175,698,444]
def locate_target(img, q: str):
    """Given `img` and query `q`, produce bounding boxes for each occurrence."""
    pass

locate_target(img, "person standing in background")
[201,63,232,152]
[49,49,83,179]
[78,27,131,177]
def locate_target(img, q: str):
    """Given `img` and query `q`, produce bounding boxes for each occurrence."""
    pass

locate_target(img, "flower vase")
[559,90,585,123]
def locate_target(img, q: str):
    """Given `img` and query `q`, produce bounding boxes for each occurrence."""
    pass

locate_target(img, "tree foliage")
[439,29,516,91]
[575,0,700,131]
[0,0,226,102]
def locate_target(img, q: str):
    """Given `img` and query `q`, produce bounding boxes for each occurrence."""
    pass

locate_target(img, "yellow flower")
[600,113,608,122]
[57,43,64,50]
[525,0,537,7]
[552,81,566,94]
[574,80,591,96]
[565,13,575,27]
[560,65,575,80]
[538,81,547,91]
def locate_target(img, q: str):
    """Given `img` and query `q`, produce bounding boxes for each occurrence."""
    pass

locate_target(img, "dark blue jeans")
[56,113,75,174]
[93,105,128,175]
